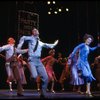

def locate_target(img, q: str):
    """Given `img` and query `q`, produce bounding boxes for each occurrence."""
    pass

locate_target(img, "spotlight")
[53,1,56,4]
[54,11,57,14]
[47,1,51,5]
[48,11,51,14]
[58,8,62,12]
[66,8,69,11]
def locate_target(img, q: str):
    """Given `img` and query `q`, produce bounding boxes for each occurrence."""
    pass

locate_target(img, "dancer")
[68,51,84,93]
[41,49,58,93]
[56,52,70,91]
[0,37,28,96]
[17,54,27,91]
[36,76,41,91]
[70,34,100,97]
[0,54,14,91]
[91,55,100,90]
[17,27,59,98]
[59,57,69,91]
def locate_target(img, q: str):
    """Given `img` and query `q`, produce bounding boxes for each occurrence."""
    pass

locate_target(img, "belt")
[28,56,41,62]
[31,56,40,59]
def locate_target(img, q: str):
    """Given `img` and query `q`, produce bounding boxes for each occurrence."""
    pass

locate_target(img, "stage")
[0,89,100,99]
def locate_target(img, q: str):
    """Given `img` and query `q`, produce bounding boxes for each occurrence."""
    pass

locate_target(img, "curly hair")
[83,34,94,42]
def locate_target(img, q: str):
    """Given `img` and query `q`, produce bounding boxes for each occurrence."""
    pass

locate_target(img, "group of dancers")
[0,27,99,98]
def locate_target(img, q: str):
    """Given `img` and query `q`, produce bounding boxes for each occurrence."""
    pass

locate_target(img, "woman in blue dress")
[68,50,84,93]
[70,34,100,97]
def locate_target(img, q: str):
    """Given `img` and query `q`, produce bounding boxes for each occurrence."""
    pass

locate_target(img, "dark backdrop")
[0,1,99,91]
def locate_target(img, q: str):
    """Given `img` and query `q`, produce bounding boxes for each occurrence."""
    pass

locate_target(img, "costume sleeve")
[0,45,9,52]
[41,40,58,48]
[71,43,84,58]
[89,46,98,51]
[16,48,28,54]
[17,36,31,49]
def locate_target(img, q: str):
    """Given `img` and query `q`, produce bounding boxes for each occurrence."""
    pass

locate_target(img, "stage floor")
[0,89,100,99]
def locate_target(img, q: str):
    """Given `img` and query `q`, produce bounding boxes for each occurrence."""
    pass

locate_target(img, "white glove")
[54,40,59,46]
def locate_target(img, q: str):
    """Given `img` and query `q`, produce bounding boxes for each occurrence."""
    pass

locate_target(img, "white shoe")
[37,88,40,91]
[86,91,93,97]
[51,90,55,93]
[10,88,13,92]
[62,88,65,91]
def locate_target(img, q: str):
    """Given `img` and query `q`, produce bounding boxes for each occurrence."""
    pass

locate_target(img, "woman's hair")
[49,49,55,55]
[83,34,94,42]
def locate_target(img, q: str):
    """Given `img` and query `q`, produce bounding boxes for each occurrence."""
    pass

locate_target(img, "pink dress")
[42,56,57,81]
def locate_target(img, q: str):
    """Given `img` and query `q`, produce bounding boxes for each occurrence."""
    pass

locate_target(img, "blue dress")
[71,43,98,83]
[69,53,84,85]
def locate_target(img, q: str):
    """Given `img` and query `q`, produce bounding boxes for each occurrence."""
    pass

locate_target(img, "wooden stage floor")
[0,89,100,99]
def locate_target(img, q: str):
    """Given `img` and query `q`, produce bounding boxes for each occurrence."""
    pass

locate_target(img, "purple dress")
[69,53,84,85]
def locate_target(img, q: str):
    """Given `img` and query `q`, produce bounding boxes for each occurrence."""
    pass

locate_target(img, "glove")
[54,40,59,46]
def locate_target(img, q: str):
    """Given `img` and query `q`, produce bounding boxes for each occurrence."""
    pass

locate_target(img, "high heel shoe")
[37,88,40,92]
[10,88,13,92]
[88,94,93,97]
[85,92,93,97]
[51,89,55,93]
